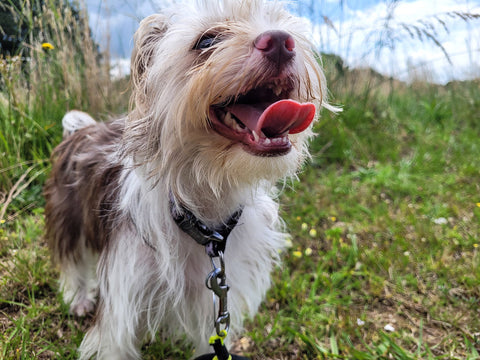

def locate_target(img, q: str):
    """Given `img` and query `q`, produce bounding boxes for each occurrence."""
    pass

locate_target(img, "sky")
[84,0,480,83]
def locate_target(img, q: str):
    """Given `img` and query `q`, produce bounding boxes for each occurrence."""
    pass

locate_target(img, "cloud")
[110,57,131,79]
[85,0,157,57]
[312,0,480,83]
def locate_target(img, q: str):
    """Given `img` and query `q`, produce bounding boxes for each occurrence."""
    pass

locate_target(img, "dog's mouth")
[209,80,316,156]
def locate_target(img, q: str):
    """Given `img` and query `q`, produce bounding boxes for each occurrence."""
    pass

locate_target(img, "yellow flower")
[304,247,313,256]
[476,203,480,208]
[0,219,5,224]
[292,250,302,258]
[474,244,479,248]
[329,216,337,222]
[42,42,54,50]
[309,228,317,237]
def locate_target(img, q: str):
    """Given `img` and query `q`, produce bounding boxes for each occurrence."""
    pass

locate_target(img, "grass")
[1,3,480,360]
[0,0,130,221]
[239,64,480,359]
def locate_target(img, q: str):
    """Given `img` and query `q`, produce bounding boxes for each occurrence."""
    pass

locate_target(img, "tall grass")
[314,52,480,170]
[0,0,128,220]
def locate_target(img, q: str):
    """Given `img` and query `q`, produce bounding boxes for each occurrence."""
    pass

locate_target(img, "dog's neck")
[169,193,243,256]
[167,176,262,225]
[170,186,249,225]
[139,159,274,224]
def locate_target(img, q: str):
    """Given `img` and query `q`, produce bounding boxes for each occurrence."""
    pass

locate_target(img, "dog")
[44,0,334,358]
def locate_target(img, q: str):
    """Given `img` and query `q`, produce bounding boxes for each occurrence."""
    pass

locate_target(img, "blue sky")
[85,0,480,83]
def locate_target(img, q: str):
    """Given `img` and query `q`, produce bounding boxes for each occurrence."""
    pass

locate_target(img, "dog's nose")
[254,30,295,65]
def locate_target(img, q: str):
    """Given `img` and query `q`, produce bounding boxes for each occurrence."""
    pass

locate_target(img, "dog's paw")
[69,296,96,317]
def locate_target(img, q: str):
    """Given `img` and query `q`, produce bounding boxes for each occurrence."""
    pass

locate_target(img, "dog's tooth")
[230,116,237,129]
[224,112,236,128]
[264,138,271,145]
[224,112,232,125]
[252,131,260,142]
[235,123,245,132]
[275,86,282,96]
[271,136,288,145]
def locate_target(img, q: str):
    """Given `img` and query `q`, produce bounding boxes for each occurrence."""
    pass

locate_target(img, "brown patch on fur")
[44,119,125,263]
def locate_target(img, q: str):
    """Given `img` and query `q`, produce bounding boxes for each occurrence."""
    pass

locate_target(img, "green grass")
[2,73,480,358]
[0,0,130,220]
[237,68,480,359]
[1,5,480,359]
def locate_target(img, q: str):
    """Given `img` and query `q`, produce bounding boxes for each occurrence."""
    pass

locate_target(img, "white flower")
[357,318,365,326]
[284,237,293,248]
[433,217,448,225]
[384,324,395,332]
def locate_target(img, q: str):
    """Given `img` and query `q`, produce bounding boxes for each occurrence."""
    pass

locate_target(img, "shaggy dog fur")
[44,0,334,358]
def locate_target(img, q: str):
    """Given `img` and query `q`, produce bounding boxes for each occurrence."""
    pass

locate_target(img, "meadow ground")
[1,3,480,358]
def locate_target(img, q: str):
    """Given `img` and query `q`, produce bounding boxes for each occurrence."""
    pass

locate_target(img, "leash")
[170,198,249,360]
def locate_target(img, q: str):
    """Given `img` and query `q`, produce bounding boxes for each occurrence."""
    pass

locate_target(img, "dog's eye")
[194,33,220,50]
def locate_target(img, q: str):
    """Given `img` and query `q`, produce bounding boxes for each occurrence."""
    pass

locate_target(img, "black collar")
[169,197,243,257]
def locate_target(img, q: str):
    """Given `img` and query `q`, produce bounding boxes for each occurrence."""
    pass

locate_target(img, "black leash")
[170,198,249,360]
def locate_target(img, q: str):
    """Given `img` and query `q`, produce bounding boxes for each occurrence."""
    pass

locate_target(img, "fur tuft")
[61,110,97,138]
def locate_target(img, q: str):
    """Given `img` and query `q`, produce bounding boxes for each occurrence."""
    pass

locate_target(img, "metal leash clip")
[206,251,230,335]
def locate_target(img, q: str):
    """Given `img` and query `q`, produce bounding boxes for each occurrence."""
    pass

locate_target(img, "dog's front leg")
[78,232,162,360]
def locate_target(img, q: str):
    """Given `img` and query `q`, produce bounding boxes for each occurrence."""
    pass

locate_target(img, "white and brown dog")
[44,0,334,358]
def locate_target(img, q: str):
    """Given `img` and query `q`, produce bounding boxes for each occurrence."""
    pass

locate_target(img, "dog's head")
[126,0,332,193]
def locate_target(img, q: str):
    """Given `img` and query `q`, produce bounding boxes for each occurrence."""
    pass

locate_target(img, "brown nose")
[254,30,296,65]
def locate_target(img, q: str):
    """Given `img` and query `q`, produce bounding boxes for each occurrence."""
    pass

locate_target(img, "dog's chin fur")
[44,0,334,358]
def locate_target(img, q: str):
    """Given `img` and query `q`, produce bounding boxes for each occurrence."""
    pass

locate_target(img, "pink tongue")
[229,100,316,137]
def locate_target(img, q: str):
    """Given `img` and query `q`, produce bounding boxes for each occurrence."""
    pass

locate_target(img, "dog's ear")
[131,14,169,87]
